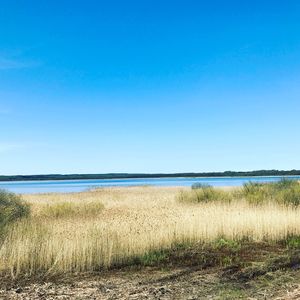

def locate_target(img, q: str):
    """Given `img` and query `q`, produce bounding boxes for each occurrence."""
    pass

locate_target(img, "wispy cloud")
[0,143,24,153]
[0,57,39,70]
[0,142,48,153]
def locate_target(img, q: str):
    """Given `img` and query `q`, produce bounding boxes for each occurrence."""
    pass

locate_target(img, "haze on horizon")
[1,1,300,175]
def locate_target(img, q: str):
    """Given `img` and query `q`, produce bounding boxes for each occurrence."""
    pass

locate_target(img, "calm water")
[0,176,300,194]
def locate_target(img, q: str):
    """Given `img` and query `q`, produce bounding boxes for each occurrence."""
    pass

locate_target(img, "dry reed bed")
[1,186,300,277]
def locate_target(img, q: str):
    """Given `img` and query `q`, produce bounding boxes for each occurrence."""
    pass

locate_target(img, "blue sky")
[1,1,300,175]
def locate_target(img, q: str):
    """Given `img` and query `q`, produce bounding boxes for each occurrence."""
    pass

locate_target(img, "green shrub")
[241,182,270,205]
[277,185,300,207]
[139,249,168,266]
[213,238,241,252]
[0,190,30,234]
[178,186,231,204]
[286,236,300,249]
[241,179,300,207]
[191,183,212,190]
[179,179,300,206]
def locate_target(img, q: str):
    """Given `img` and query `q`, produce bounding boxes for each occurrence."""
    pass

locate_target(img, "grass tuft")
[40,201,104,219]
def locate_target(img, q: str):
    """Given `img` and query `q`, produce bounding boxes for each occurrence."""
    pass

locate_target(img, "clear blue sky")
[1,1,300,175]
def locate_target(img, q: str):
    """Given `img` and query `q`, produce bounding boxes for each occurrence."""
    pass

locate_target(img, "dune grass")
[1,183,300,278]
[40,201,104,219]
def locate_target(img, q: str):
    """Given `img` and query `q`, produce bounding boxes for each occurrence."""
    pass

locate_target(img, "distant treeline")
[0,170,300,182]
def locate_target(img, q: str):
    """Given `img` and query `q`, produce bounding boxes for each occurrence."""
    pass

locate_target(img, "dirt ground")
[1,265,300,300]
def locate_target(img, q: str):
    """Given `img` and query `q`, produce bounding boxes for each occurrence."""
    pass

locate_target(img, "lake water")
[0,176,300,194]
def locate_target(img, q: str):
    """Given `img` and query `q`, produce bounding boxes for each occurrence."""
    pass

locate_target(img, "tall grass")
[1,185,300,278]
[40,201,104,219]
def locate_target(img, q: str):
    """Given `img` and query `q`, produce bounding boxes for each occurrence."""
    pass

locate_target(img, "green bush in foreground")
[0,190,30,234]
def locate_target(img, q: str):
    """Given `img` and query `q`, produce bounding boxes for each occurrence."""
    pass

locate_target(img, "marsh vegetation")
[1,180,300,280]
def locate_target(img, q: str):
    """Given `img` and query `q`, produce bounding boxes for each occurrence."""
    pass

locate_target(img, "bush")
[0,190,30,233]
[181,179,300,206]
[276,184,300,207]
[178,185,231,204]
[191,183,212,190]
[241,182,270,205]
[241,179,300,207]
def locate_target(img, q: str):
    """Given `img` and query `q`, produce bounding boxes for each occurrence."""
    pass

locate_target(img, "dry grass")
[1,186,300,278]
[39,202,104,219]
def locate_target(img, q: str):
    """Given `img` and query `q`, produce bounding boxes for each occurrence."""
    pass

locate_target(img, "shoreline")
[1,176,298,195]
[1,171,300,182]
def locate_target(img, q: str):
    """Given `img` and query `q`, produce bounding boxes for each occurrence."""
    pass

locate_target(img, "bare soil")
[1,266,300,299]
[1,243,300,299]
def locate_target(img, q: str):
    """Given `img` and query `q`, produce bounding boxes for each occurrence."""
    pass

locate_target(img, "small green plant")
[214,238,241,252]
[285,236,300,249]
[138,249,168,266]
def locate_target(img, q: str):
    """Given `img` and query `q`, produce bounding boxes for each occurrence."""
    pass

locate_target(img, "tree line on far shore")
[0,169,300,182]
